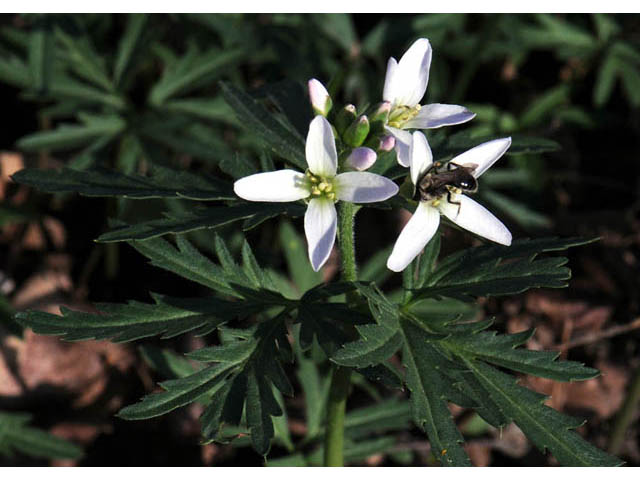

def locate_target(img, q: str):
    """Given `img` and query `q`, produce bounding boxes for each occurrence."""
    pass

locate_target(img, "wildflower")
[383,38,476,167]
[235,116,399,271]
[386,132,512,272]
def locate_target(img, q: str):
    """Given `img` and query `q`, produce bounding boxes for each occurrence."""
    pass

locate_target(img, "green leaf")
[48,77,126,109]
[150,47,244,105]
[313,13,357,53]
[519,85,570,129]
[443,131,561,156]
[399,318,471,466]
[221,82,307,170]
[119,362,235,420]
[130,235,288,302]
[462,359,621,466]
[295,352,330,439]
[12,165,234,201]
[28,19,53,93]
[481,189,552,229]
[0,54,31,88]
[17,115,124,152]
[414,233,441,289]
[246,365,283,455]
[411,237,594,301]
[594,51,618,107]
[278,220,322,296]
[332,286,402,368]
[0,411,82,459]
[98,203,305,242]
[113,13,148,87]
[444,329,599,381]
[162,97,239,125]
[139,345,197,379]
[55,26,113,92]
[15,293,236,342]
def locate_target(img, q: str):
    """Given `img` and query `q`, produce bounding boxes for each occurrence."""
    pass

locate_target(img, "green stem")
[324,201,357,467]
[608,365,640,455]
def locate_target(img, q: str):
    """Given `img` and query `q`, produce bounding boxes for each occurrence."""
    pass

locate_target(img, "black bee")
[415,161,479,213]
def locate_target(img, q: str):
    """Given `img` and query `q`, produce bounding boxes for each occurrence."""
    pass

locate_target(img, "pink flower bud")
[308,78,332,117]
[346,147,377,171]
[379,135,396,152]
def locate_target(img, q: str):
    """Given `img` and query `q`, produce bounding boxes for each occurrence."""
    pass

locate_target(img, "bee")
[415,161,479,214]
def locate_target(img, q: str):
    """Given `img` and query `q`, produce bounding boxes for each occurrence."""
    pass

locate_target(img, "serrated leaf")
[129,235,289,302]
[331,286,402,368]
[12,165,233,201]
[221,82,307,170]
[98,203,305,242]
[0,411,82,460]
[399,318,471,466]
[15,293,237,342]
[444,330,599,381]
[119,362,234,420]
[411,237,594,301]
[462,359,621,466]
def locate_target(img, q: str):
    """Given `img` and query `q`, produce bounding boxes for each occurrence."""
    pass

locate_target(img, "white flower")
[386,132,512,272]
[383,38,476,167]
[234,116,399,272]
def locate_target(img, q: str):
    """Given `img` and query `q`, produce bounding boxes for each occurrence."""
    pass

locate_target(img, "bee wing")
[461,162,479,172]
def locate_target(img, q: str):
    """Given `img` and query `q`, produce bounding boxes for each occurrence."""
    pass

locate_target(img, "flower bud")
[379,135,396,152]
[370,101,391,124]
[308,78,333,117]
[346,147,377,171]
[334,104,357,135]
[343,115,370,147]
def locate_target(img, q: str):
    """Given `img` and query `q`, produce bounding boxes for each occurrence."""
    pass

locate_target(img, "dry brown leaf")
[0,151,24,200]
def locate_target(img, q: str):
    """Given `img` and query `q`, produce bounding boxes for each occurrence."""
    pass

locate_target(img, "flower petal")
[382,57,399,105]
[304,198,337,272]
[389,38,432,108]
[404,103,476,129]
[387,202,440,272]
[305,115,337,177]
[346,147,377,171]
[335,172,399,203]
[410,131,433,186]
[234,170,309,202]
[450,137,512,178]
[308,78,332,116]
[438,195,512,245]
[385,126,412,167]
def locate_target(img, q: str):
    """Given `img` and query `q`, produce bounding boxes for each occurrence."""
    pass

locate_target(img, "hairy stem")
[324,201,357,466]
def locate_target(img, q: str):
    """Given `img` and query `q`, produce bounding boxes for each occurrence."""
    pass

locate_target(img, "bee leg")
[425,161,443,175]
[447,191,462,216]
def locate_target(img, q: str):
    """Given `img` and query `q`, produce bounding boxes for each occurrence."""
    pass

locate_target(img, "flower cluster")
[234,38,513,272]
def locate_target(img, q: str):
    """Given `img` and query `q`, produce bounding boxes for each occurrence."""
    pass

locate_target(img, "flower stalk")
[324,201,357,467]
